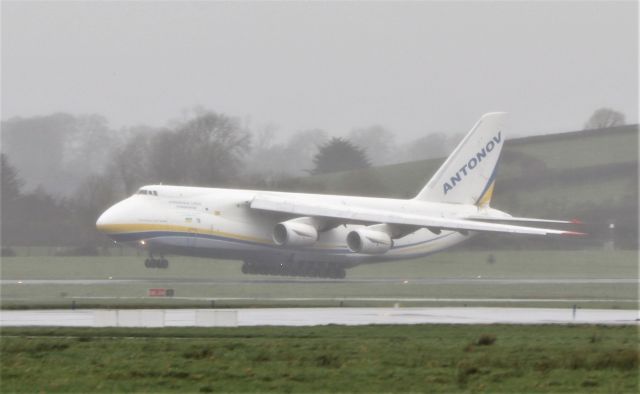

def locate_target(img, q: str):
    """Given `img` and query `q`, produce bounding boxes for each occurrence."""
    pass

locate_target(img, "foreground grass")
[1,325,638,393]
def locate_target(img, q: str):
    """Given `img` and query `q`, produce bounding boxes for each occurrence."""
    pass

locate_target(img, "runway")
[43,295,636,304]
[1,307,637,327]
[2,277,636,285]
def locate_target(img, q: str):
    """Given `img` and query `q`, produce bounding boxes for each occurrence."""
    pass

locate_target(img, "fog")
[0,3,638,347]
[2,1,638,140]
[0,2,637,252]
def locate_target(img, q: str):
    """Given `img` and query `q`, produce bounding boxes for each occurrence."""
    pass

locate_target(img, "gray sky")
[2,1,638,141]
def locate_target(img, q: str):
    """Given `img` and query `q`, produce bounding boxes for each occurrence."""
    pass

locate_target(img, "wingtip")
[570,219,584,225]
[482,111,508,119]
[562,231,587,237]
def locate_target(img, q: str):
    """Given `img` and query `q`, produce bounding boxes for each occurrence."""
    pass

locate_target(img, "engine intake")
[346,228,393,254]
[273,221,318,247]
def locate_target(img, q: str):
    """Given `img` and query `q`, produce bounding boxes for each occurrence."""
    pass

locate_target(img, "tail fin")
[414,112,506,206]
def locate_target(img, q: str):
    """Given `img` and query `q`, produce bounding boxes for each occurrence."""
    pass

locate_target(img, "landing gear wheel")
[144,254,168,269]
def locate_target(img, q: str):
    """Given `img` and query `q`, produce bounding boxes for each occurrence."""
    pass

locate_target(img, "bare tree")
[285,129,330,174]
[348,125,396,166]
[73,174,121,245]
[1,154,23,204]
[112,133,154,195]
[1,113,76,194]
[148,111,251,186]
[244,124,289,176]
[1,113,118,196]
[246,128,330,177]
[63,114,114,175]
[584,108,626,130]
[403,132,448,162]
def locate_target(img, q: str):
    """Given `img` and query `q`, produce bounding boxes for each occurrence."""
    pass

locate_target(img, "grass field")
[291,126,638,208]
[505,127,638,170]
[1,325,637,393]
[2,250,636,309]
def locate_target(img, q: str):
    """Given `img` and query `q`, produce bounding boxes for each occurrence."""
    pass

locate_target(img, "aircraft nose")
[96,206,115,232]
[96,199,129,233]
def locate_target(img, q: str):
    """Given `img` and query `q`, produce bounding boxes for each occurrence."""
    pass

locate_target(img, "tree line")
[0,108,445,249]
[0,107,629,250]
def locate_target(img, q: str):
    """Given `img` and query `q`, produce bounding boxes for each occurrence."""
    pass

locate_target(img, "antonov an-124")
[96,113,583,278]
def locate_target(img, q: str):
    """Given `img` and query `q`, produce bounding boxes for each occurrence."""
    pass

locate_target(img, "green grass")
[289,126,638,209]
[2,250,637,309]
[2,250,636,280]
[506,128,638,170]
[1,325,638,393]
[492,176,637,216]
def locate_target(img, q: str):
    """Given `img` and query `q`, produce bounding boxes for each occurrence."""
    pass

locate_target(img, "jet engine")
[273,220,318,247]
[346,228,393,254]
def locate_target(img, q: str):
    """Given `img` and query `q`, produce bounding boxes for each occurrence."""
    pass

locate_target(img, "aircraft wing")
[249,194,584,236]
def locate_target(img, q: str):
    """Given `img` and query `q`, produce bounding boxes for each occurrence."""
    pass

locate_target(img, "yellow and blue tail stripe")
[475,164,498,207]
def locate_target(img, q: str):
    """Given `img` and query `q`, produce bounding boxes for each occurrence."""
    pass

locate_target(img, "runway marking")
[1,307,637,327]
[25,295,637,303]
[2,278,637,285]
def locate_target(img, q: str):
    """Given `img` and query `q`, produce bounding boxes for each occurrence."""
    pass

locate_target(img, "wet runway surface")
[2,277,637,285]
[44,295,636,304]
[1,307,637,327]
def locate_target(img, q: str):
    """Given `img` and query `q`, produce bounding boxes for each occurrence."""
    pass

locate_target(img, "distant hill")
[278,124,638,249]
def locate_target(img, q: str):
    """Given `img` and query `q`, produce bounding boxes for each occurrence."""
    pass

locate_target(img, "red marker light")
[562,231,587,237]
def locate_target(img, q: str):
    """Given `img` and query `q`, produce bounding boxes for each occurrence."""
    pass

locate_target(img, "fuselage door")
[184,214,203,248]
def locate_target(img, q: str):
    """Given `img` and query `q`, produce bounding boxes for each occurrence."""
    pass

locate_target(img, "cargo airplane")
[96,113,582,278]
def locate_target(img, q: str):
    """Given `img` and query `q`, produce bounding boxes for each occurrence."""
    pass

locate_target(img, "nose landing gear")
[144,253,169,269]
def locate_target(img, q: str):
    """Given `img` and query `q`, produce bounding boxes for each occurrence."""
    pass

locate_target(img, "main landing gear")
[241,260,346,279]
[145,253,169,269]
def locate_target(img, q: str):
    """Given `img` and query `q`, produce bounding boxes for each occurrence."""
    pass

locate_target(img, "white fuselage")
[96,185,480,266]
[95,114,570,275]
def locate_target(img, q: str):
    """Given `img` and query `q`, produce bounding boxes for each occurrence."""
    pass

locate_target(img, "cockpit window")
[136,189,158,196]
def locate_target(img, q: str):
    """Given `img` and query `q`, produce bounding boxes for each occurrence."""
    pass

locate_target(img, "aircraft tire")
[159,258,168,269]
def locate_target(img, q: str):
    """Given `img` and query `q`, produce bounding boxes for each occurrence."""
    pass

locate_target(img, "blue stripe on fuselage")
[108,230,458,256]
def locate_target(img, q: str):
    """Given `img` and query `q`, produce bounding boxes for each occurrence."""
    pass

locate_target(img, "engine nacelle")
[273,221,318,247]
[346,228,393,254]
